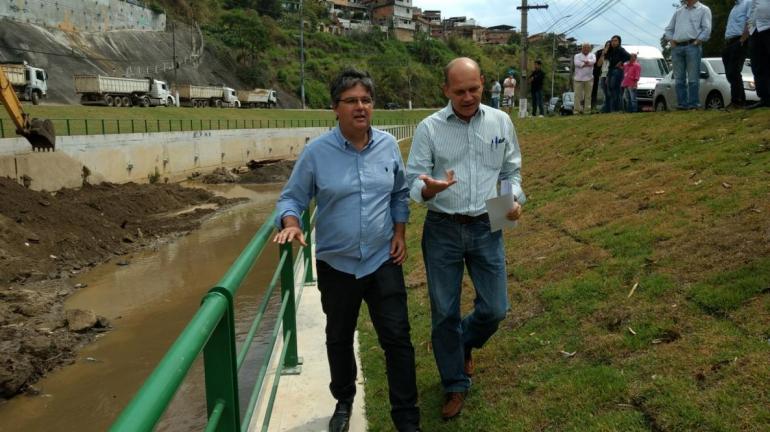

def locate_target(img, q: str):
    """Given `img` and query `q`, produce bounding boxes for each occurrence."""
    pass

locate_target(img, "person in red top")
[621,53,642,112]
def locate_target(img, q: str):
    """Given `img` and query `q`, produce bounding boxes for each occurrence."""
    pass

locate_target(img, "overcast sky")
[414,0,684,48]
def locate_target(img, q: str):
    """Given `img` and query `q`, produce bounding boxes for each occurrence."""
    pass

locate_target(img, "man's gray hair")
[330,68,375,106]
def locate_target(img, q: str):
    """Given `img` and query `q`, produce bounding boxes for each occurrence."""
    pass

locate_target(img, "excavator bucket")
[25,118,56,151]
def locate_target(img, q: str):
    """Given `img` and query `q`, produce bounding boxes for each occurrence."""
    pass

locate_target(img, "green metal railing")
[0,117,416,138]
[110,209,316,432]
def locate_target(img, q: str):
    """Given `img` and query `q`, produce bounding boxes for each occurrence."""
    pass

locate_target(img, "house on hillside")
[483,24,517,45]
[441,16,485,43]
[412,8,432,36]
[362,0,416,42]
[321,0,374,35]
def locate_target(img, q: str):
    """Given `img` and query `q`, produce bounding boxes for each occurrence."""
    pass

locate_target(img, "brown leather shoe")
[441,391,466,420]
[464,349,474,377]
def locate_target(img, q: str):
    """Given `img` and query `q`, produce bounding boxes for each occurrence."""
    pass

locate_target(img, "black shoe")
[746,100,769,110]
[329,401,352,432]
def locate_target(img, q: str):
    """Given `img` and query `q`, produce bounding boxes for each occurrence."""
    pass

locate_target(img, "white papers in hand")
[486,193,518,232]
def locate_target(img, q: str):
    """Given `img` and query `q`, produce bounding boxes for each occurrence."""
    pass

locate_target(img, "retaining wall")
[0,128,328,191]
[1,0,165,32]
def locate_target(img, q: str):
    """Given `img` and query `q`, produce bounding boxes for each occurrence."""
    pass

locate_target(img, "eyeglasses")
[338,97,373,106]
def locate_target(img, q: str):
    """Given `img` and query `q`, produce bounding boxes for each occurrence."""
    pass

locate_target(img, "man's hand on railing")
[273,215,307,246]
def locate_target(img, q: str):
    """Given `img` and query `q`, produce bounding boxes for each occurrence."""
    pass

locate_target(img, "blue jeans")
[491,96,500,109]
[532,89,545,116]
[422,211,509,393]
[672,44,702,108]
[623,87,637,112]
[607,68,624,112]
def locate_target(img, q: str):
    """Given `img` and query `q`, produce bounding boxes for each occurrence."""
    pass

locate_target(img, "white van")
[623,45,669,110]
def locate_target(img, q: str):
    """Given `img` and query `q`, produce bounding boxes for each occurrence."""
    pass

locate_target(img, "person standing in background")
[529,60,546,117]
[573,42,596,114]
[747,0,770,109]
[722,0,751,109]
[665,0,712,109]
[591,42,608,112]
[621,53,641,113]
[605,35,630,112]
[490,78,502,109]
[503,72,516,111]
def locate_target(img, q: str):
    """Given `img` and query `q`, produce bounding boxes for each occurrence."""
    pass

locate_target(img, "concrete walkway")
[247,259,367,431]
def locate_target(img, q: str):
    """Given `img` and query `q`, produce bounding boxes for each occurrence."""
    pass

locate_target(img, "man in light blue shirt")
[665,0,712,109]
[406,57,524,421]
[274,68,420,432]
[722,0,751,108]
[748,0,770,108]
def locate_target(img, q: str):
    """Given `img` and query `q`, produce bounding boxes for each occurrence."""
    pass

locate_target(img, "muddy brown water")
[0,184,286,432]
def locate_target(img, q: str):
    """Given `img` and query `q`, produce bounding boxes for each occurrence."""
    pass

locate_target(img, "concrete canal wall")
[0,128,327,191]
[1,0,166,32]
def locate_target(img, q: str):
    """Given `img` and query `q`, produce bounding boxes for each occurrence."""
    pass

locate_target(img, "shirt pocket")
[366,158,396,194]
[481,136,506,170]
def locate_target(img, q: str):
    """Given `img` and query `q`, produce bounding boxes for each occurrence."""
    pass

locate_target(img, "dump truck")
[237,88,278,108]
[0,62,48,105]
[176,84,240,108]
[0,66,55,151]
[74,74,175,107]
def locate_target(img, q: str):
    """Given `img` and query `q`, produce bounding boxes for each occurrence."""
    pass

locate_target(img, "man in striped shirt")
[406,57,525,420]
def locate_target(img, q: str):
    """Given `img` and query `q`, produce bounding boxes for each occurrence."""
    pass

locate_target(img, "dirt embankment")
[0,177,244,399]
[0,158,295,400]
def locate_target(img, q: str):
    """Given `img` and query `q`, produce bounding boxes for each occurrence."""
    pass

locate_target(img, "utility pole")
[516,1,548,116]
[172,20,177,86]
[299,0,306,110]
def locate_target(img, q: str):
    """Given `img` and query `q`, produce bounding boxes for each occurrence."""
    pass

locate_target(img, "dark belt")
[725,36,741,44]
[428,210,489,225]
[676,39,698,46]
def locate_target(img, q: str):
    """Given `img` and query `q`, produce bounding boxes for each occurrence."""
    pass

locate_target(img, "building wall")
[0,0,166,32]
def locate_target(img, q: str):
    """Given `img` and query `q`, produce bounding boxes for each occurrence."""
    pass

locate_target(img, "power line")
[603,7,661,46]
[562,0,620,34]
[616,1,666,31]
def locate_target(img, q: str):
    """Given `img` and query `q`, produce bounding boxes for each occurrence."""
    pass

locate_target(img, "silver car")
[653,57,758,111]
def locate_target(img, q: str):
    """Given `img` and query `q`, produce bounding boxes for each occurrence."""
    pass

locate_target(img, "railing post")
[1,118,5,138]
[279,242,300,372]
[101,119,106,135]
[302,211,314,283]
[202,289,241,432]
[85,119,89,135]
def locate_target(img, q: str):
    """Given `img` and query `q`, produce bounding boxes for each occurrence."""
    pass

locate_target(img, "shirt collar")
[442,100,485,122]
[685,1,701,9]
[333,125,375,150]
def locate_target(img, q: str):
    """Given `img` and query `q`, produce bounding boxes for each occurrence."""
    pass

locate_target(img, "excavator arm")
[0,65,55,151]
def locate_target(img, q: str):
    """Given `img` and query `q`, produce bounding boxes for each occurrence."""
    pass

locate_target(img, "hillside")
[361,108,770,431]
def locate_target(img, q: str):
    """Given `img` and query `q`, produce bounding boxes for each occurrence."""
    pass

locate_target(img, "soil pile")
[198,160,295,185]
[0,178,242,399]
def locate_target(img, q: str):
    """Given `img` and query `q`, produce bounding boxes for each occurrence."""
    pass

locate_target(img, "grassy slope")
[360,109,770,431]
[0,106,432,137]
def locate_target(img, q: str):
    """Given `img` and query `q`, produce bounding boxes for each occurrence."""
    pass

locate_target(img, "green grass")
[0,105,435,138]
[360,108,770,431]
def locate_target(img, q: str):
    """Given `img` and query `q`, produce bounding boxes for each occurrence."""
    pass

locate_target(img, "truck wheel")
[114,96,123,107]
[31,91,41,105]
[122,96,131,107]
[105,95,114,106]
[215,99,222,108]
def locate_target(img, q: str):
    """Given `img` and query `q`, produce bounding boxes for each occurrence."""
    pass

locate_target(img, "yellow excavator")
[0,65,55,151]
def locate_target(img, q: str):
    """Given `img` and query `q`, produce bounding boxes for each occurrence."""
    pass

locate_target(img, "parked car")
[559,92,574,115]
[384,102,400,110]
[653,58,758,111]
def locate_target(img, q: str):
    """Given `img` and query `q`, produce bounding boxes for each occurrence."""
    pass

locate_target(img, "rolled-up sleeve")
[275,148,314,229]
[390,143,410,223]
[405,122,433,203]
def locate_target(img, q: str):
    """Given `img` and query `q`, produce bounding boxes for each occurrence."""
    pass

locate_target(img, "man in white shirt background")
[573,42,597,114]
[665,0,713,109]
